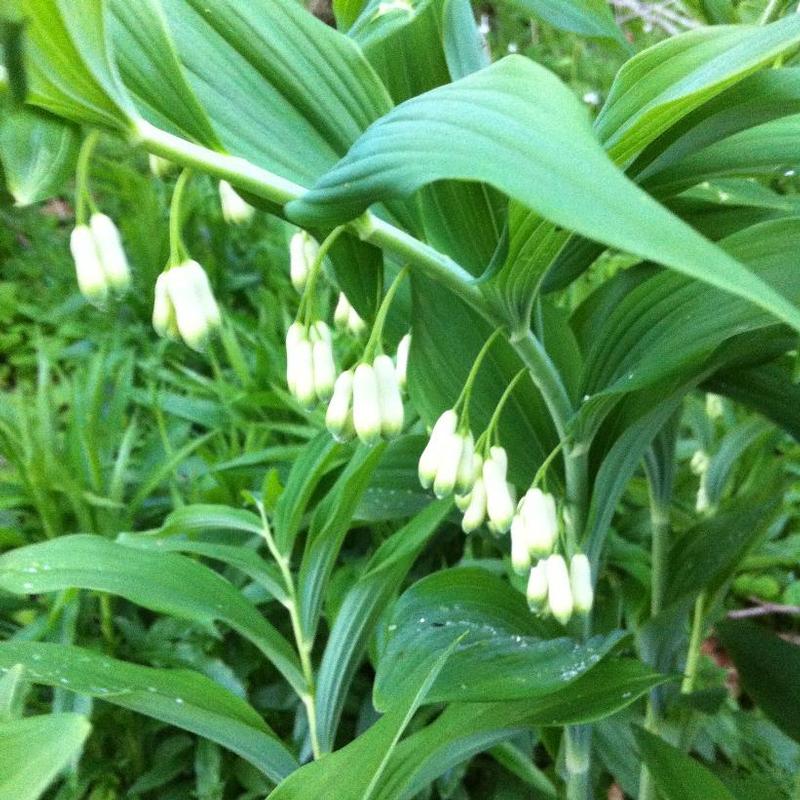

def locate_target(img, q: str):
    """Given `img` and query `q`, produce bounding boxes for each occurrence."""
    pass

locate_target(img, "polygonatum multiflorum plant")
[1,0,800,798]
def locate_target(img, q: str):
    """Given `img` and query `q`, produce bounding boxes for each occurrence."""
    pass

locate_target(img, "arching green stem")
[75,130,101,225]
[362,265,410,361]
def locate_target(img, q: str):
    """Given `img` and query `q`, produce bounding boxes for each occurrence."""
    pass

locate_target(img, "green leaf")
[298,443,386,642]
[287,56,800,336]
[504,0,625,44]
[716,620,800,743]
[158,503,264,536]
[375,659,666,800]
[0,664,25,721]
[0,713,91,800]
[315,499,452,752]
[374,566,626,707]
[0,642,299,782]
[0,535,305,694]
[269,638,459,800]
[442,0,489,80]
[0,107,78,205]
[634,727,736,800]
[333,0,368,31]
[596,18,800,165]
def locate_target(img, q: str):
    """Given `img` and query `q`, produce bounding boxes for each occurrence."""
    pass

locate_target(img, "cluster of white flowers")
[70,213,131,307]
[218,180,254,225]
[286,321,336,408]
[334,292,367,336]
[152,260,221,351]
[526,553,593,625]
[289,230,319,293]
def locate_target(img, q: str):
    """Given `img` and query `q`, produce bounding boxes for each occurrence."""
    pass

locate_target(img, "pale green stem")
[362,265,410,361]
[168,168,193,266]
[565,725,592,800]
[681,593,706,696]
[759,0,785,24]
[75,130,100,225]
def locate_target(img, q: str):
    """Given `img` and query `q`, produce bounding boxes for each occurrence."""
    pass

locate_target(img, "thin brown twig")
[727,599,800,619]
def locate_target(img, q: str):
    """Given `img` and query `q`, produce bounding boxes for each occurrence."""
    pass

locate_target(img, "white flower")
[483,446,515,534]
[219,180,254,225]
[690,449,709,476]
[546,554,574,625]
[373,354,404,438]
[289,231,319,293]
[455,432,476,496]
[526,560,548,611]
[706,393,724,420]
[510,513,532,575]
[326,369,354,442]
[433,432,465,499]
[395,333,411,391]
[570,553,593,614]
[418,410,458,489]
[90,213,130,293]
[516,488,559,558]
[353,363,382,446]
[148,154,174,178]
[311,321,336,401]
[461,474,487,533]
[152,272,179,340]
[70,225,107,307]
[334,292,366,335]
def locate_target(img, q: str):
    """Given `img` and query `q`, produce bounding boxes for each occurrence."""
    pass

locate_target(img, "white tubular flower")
[326,369,354,442]
[433,432,465,499]
[519,488,559,558]
[285,322,304,396]
[461,476,487,533]
[334,293,352,330]
[418,409,458,489]
[219,180,254,225]
[570,553,594,614]
[311,321,336,401]
[395,333,411,391]
[510,514,532,575]
[483,446,514,534]
[70,225,107,307]
[526,560,548,611]
[455,432,476,496]
[90,213,130,292]
[348,305,367,335]
[149,154,174,178]
[690,449,709,476]
[152,272,179,340]
[289,230,318,293]
[373,354,404,438]
[546,554,574,625]
[353,363,382,446]
[705,393,724,420]
[292,336,316,408]
[454,491,472,512]
[165,260,221,351]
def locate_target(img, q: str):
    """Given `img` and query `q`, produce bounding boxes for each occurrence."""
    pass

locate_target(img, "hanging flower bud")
[705,393,724,420]
[483,446,515,534]
[526,560,548,611]
[289,230,318,293]
[70,225,108,307]
[395,333,411,391]
[89,213,130,293]
[149,154,174,178]
[517,488,559,558]
[373,354,404,438]
[219,180,254,225]
[326,369,354,442]
[546,554,574,625]
[570,553,594,614]
[433,432,465,499]
[348,305,367,335]
[334,293,351,330]
[454,491,473,512]
[152,272,179,340]
[510,513,533,575]
[418,410,458,489]
[461,475,487,533]
[455,433,476,496]
[311,321,336,401]
[690,449,709,476]
[353,363,382,446]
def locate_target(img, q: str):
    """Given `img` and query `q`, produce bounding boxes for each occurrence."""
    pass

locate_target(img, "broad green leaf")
[0,664,25,721]
[0,713,90,800]
[634,727,736,800]
[158,503,264,537]
[269,640,458,800]
[442,0,489,80]
[375,659,666,800]
[595,18,800,165]
[706,357,800,440]
[504,0,625,44]
[0,642,298,782]
[298,443,386,642]
[375,567,625,707]
[666,493,779,604]
[333,0,368,31]
[0,107,78,205]
[316,499,452,752]
[716,620,800,743]
[273,432,345,557]
[0,535,305,693]
[22,0,136,131]
[287,56,800,336]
